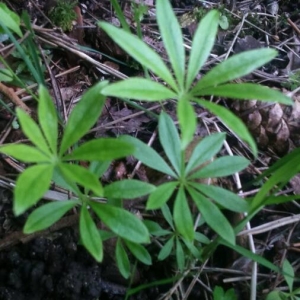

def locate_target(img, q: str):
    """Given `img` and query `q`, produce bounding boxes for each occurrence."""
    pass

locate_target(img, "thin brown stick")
[287,17,300,35]
[0,82,31,113]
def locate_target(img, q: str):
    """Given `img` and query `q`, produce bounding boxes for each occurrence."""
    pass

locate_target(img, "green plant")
[282,71,300,91]
[93,0,298,282]
[99,0,292,158]
[0,84,155,270]
[0,2,22,37]
[144,203,210,272]
[110,0,131,33]
[266,259,300,300]
[98,0,291,236]
[0,0,296,286]
[213,286,237,300]
[121,114,249,248]
[0,5,45,86]
[48,0,77,31]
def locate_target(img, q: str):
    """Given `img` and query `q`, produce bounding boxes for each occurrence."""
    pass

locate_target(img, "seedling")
[0,84,155,267]
[266,259,300,300]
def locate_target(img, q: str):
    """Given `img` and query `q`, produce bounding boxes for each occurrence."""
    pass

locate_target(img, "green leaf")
[191,183,249,212]
[16,108,51,155]
[185,132,226,175]
[265,194,300,206]
[293,288,300,295]
[194,99,257,156]
[80,205,103,262]
[63,138,134,161]
[194,232,210,244]
[0,21,41,84]
[0,144,50,163]
[125,240,152,265]
[224,289,238,300]
[120,135,176,177]
[0,3,22,37]
[192,48,277,91]
[58,163,103,196]
[107,198,122,207]
[265,291,284,300]
[104,179,156,199]
[24,200,78,233]
[294,290,300,297]
[253,141,300,180]
[190,156,249,179]
[116,239,131,279]
[90,202,150,244]
[21,12,45,85]
[159,112,181,175]
[176,237,185,272]
[195,83,292,105]
[52,166,79,194]
[177,98,196,150]
[38,85,58,153]
[282,259,294,292]
[0,68,14,82]
[219,15,229,30]
[101,78,176,101]
[251,153,300,210]
[99,22,177,90]
[173,187,194,241]
[157,0,185,88]
[59,81,107,156]
[188,187,235,245]
[221,239,281,273]
[186,10,219,88]
[158,236,174,261]
[14,164,53,215]
[147,181,177,210]
[161,203,174,229]
[99,230,116,241]
[182,238,202,259]
[213,286,237,300]
[110,0,130,33]
[213,286,225,300]
[143,220,171,236]
[89,161,111,179]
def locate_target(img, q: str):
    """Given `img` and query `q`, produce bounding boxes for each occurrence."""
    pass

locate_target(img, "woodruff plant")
[121,116,249,251]
[99,0,292,157]
[0,2,156,278]
[0,84,156,272]
[98,0,293,270]
[266,259,300,300]
[0,0,296,282]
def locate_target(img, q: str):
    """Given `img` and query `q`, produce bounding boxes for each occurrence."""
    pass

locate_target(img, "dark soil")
[0,205,155,300]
